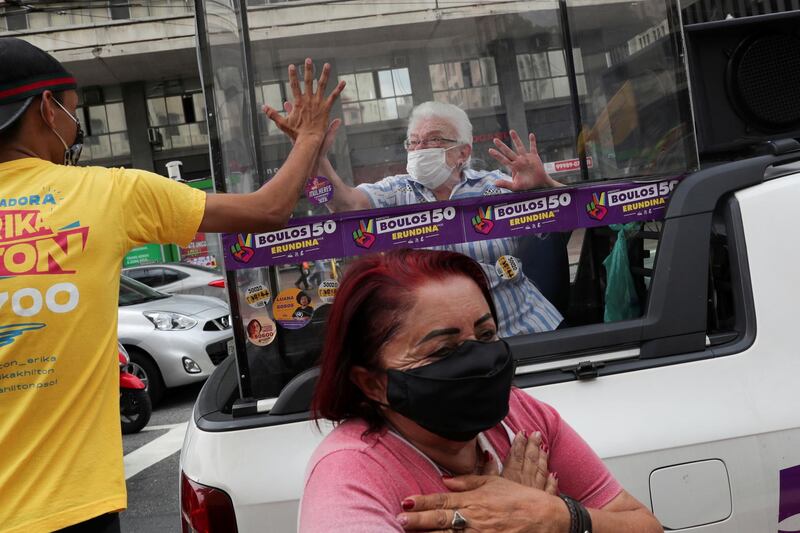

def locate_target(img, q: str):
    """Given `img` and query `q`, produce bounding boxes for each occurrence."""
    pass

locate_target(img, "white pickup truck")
[180,149,800,532]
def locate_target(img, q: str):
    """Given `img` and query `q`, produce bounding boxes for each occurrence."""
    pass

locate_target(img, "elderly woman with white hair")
[276,101,565,337]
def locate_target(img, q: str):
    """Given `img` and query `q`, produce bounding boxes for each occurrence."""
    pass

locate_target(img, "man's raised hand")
[262,59,345,142]
[489,130,562,191]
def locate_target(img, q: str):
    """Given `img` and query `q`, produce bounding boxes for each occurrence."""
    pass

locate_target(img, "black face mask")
[385,339,515,442]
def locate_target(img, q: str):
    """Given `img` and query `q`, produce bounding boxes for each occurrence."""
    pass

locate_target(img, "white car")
[122,263,227,300]
[179,153,800,532]
[118,276,232,405]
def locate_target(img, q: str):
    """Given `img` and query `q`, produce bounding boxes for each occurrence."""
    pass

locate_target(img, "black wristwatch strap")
[560,495,593,533]
[560,496,579,533]
[576,498,593,533]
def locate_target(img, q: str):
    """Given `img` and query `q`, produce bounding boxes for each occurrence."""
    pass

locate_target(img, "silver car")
[122,263,227,300]
[118,276,232,405]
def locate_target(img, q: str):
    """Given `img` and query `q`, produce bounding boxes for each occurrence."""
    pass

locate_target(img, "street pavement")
[121,382,203,533]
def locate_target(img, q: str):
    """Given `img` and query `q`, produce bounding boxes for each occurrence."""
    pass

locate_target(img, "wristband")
[559,495,593,533]
[576,498,593,533]
[559,495,579,533]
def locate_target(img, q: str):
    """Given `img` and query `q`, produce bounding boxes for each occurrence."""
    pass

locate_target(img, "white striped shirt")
[356,169,563,337]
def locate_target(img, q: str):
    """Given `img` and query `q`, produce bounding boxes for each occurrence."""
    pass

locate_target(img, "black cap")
[0,37,77,133]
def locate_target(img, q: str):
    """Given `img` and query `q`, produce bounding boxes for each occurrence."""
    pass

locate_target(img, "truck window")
[197,0,699,402]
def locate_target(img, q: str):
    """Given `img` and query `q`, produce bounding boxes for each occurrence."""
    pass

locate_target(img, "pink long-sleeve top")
[298,388,622,532]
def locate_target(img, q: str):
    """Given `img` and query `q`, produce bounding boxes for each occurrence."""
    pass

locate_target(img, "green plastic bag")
[603,223,641,322]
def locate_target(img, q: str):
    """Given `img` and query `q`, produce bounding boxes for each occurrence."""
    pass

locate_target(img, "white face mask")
[406,146,459,189]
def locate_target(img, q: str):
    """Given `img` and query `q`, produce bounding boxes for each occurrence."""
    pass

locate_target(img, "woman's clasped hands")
[398,431,569,533]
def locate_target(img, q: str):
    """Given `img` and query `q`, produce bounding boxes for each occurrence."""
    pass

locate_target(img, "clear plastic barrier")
[196,0,696,402]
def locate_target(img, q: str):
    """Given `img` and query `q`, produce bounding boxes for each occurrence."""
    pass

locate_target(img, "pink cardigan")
[298,388,622,532]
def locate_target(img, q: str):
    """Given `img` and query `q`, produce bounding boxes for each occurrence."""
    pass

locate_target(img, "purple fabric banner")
[223,213,343,270]
[222,175,686,270]
[461,189,578,242]
[339,202,465,257]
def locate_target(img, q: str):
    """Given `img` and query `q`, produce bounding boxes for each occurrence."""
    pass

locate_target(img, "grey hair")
[407,101,473,146]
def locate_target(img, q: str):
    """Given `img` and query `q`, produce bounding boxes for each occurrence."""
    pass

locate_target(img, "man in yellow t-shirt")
[0,38,344,533]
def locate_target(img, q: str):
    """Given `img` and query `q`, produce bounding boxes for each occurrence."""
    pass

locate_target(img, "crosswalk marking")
[124,422,187,480]
[140,423,185,432]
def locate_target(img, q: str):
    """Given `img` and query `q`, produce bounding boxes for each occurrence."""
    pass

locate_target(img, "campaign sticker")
[318,279,339,304]
[340,203,466,256]
[245,316,277,347]
[221,213,343,271]
[464,189,577,243]
[495,255,521,280]
[272,288,314,329]
[576,177,683,227]
[779,464,800,531]
[305,176,334,205]
[245,284,271,308]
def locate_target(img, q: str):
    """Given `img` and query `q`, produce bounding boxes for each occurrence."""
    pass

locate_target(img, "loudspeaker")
[684,10,800,154]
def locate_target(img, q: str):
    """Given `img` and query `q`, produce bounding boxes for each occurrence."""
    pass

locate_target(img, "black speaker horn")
[684,10,800,155]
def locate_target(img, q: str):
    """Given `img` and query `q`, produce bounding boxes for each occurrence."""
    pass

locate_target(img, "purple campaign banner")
[340,202,465,257]
[223,213,343,271]
[575,176,684,228]
[461,189,578,242]
[222,174,687,270]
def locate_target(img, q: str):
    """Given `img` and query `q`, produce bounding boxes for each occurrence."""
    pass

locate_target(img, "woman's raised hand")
[262,58,345,142]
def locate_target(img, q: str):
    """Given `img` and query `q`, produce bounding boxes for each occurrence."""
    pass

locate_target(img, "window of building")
[429,57,501,109]
[255,80,292,136]
[77,86,131,161]
[256,67,413,130]
[337,68,413,126]
[1,1,200,32]
[517,48,587,103]
[0,6,29,31]
[6,6,95,30]
[109,0,130,20]
[146,80,208,151]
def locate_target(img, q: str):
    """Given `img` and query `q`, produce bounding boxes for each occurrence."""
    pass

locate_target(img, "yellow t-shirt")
[0,158,206,533]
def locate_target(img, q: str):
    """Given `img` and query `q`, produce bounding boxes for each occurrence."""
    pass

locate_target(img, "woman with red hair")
[299,249,661,533]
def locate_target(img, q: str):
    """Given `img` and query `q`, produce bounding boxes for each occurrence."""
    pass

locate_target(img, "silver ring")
[451,509,468,530]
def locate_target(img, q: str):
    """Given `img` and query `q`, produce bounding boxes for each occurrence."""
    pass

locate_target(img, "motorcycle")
[119,343,152,434]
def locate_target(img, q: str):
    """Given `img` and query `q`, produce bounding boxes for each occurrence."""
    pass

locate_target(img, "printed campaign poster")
[223,213,343,271]
[272,288,314,330]
[576,177,683,228]
[339,202,466,257]
[180,232,217,268]
[463,188,577,243]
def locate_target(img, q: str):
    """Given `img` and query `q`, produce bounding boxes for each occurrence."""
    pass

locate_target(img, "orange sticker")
[272,288,314,329]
